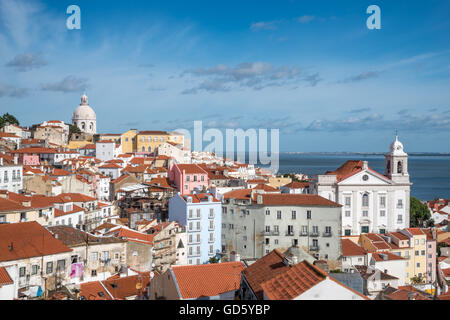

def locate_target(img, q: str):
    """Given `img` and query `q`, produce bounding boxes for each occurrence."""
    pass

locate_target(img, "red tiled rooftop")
[171,262,245,299]
[342,239,367,257]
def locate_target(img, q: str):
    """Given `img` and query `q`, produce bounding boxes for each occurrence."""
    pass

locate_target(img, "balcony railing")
[285,231,295,236]
[263,231,271,236]
[310,231,319,237]
[271,231,279,236]
[299,231,308,237]
[309,245,320,251]
[322,232,332,237]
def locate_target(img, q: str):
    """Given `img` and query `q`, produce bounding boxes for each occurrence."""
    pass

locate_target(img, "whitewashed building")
[311,136,411,236]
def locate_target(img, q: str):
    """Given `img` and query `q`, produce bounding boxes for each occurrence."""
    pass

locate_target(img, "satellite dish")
[150,272,154,279]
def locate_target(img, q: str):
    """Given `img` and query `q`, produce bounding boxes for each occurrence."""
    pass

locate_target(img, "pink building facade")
[169,164,209,195]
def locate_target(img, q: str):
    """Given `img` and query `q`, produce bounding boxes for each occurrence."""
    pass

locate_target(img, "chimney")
[362,161,368,170]
[292,255,298,265]
[230,251,240,262]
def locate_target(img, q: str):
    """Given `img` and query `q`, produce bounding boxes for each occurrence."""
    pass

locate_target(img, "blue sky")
[1,0,450,152]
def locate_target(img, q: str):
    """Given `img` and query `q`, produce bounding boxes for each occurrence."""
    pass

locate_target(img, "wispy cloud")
[340,71,379,83]
[41,75,89,93]
[0,82,28,98]
[5,53,47,71]
[250,20,280,31]
[348,107,372,113]
[181,62,321,94]
[297,15,315,24]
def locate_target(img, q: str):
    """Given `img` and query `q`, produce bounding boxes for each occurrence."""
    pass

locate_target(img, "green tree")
[209,256,220,264]
[0,113,20,128]
[410,197,431,227]
[410,275,425,284]
[69,124,81,135]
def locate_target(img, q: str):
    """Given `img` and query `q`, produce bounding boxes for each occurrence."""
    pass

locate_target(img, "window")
[421,239,425,245]
[362,194,369,207]
[277,211,282,219]
[345,210,351,217]
[186,176,190,182]
[46,262,53,274]
[312,226,318,234]
[415,239,419,245]
[288,225,294,235]
[306,210,311,220]
[362,210,368,217]
[273,225,279,234]
[265,210,270,216]
[361,226,369,233]
[189,209,193,218]
[19,267,26,277]
[209,220,214,230]
[397,215,403,223]
[193,175,197,182]
[91,252,98,261]
[325,226,331,235]
[379,229,386,234]
[415,250,419,256]
[345,229,351,236]
[274,239,279,245]
[56,259,66,271]
[91,270,97,276]
[417,263,420,268]
[196,221,200,230]
[265,238,270,245]
[31,265,39,275]
[421,250,425,256]
[397,199,403,209]
[114,253,120,260]
[292,211,296,219]
[0,215,6,223]
[196,209,201,218]
[201,175,204,181]
[380,196,386,208]
[380,210,386,217]
[345,197,351,207]
[301,225,308,234]
[39,210,43,218]
[265,225,270,233]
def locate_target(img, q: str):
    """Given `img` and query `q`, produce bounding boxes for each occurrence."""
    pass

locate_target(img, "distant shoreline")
[280,152,450,156]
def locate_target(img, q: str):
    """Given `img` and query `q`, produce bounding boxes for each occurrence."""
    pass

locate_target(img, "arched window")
[362,193,369,207]
[397,161,403,174]
[89,122,93,130]
[142,147,145,152]
[81,122,85,130]
[148,146,152,152]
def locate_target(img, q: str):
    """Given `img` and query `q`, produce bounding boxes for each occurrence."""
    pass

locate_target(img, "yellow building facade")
[137,131,170,153]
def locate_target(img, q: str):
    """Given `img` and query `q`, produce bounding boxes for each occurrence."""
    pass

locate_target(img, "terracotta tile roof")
[0,267,13,286]
[405,228,425,236]
[105,227,154,245]
[387,286,432,300]
[57,193,97,203]
[282,181,309,189]
[47,225,125,247]
[101,273,151,299]
[252,194,341,207]
[252,184,279,192]
[0,197,28,212]
[99,163,122,169]
[0,222,72,262]
[111,174,131,184]
[181,193,220,203]
[242,249,291,299]
[443,268,450,278]
[79,280,112,300]
[12,147,57,154]
[171,262,245,299]
[79,144,95,150]
[260,260,327,300]
[175,164,208,175]
[223,189,252,200]
[388,232,410,241]
[325,160,390,183]
[372,252,405,262]
[54,204,84,218]
[138,131,169,135]
[342,239,367,256]
[0,132,20,138]
[50,169,71,176]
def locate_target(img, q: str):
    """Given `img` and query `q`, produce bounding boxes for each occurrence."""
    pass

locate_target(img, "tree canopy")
[0,113,20,128]
[410,197,431,227]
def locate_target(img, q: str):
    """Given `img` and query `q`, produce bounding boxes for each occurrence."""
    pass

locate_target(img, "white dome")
[72,94,96,120]
[390,135,406,156]
[73,104,96,120]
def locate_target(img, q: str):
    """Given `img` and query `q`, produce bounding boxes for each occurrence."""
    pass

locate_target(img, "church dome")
[72,93,96,120]
[390,135,406,155]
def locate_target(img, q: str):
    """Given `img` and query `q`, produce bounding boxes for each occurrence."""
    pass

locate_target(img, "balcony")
[263,231,271,236]
[322,232,332,237]
[271,231,279,236]
[285,231,295,236]
[309,245,320,251]
[299,231,308,237]
[309,231,319,237]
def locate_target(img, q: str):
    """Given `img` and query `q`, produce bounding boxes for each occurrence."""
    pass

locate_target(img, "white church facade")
[72,93,97,134]
[310,136,411,236]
